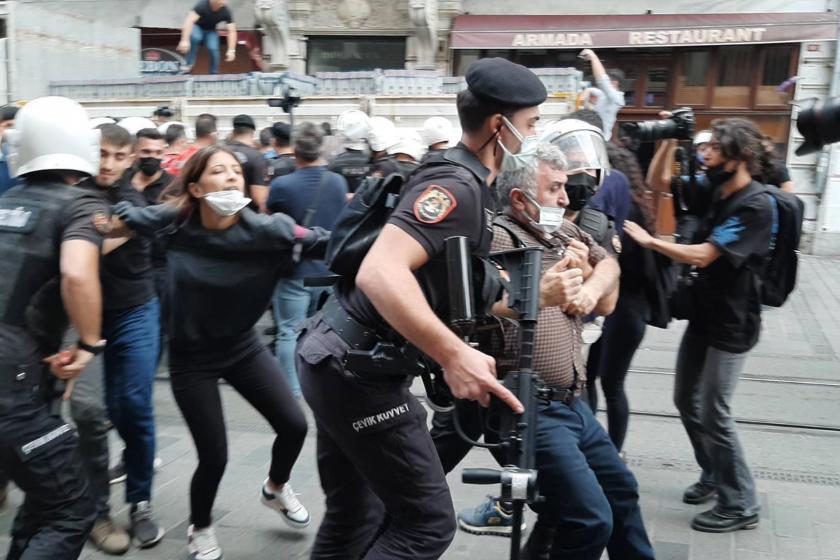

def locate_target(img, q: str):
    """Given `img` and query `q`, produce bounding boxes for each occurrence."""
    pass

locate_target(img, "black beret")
[0,105,19,122]
[465,58,547,108]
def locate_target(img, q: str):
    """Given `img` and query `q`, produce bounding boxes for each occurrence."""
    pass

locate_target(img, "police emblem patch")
[611,233,623,254]
[91,212,112,235]
[414,185,456,224]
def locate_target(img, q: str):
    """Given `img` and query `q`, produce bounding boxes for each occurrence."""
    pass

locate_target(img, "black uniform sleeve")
[251,152,267,187]
[113,201,182,236]
[707,194,773,268]
[388,177,480,258]
[60,191,109,248]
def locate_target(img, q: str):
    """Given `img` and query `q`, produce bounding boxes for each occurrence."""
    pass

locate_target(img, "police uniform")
[296,58,547,559]
[0,180,105,559]
[327,148,373,193]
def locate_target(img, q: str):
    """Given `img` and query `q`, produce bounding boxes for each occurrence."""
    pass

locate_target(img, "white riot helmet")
[419,116,453,148]
[693,129,712,146]
[5,96,100,178]
[387,129,426,162]
[89,117,116,129]
[540,119,610,186]
[368,116,398,152]
[335,110,371,150]
[117,116,157,136]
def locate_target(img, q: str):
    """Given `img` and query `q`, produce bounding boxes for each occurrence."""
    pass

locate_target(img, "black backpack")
[325,172,405,278]
[760,185,804,307]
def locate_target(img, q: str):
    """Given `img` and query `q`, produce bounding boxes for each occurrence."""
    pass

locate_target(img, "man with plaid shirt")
[439,143,654,560]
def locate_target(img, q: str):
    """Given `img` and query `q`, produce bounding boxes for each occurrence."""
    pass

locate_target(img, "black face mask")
[565,173,598,211]
[138,157,162,176]
[704,162,736,187]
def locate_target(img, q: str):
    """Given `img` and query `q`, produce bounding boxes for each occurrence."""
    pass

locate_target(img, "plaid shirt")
[490,214,608,392]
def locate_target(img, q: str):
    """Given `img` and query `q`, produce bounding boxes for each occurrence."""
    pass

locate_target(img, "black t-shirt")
[82,176,156,313]
[328,149,373,193]
[193,0,233,31]
[756,161,791,189]
[228,141,268,200]
[266,153,296,181]
[0,181,107,363]
[340,144,495,330]
[131,169,173,269]
[691,182,774,353]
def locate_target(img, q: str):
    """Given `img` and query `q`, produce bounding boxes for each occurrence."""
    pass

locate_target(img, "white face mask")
[523,191,565,234]
[498,116,539,173]
[201,189,251,217]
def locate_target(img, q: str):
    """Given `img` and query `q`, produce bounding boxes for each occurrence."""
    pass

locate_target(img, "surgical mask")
[565,173,598,211]
[202,189,251,216]
[705,162,736,187]
[498,116,539,173]
[523,191,565,234]
[138,157,161,176]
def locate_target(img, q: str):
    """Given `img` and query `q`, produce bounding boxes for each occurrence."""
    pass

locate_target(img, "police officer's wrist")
[77,339,107,355]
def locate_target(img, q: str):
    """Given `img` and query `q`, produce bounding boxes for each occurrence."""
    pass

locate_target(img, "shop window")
[713,46,753,107]
[675,50,709,105]
[645,66,668,107]
[453,50,480,76]
[307,37,406,73]
[756,45,795,106]
[621,66,639,107]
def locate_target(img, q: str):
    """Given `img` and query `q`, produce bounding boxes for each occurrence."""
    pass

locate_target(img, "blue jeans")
[533,398,654,560]
[187,26,220,75]
[272,279,328,398]
[103,298,160,505]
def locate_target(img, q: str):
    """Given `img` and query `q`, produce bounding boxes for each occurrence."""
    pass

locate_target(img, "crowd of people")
[0,47,799,560]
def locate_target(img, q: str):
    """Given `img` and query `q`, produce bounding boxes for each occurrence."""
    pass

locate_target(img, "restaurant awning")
[450,12,838,50]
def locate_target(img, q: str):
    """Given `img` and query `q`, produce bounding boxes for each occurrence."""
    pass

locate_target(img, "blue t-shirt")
[588,169,631,231]
[267,165,348,279]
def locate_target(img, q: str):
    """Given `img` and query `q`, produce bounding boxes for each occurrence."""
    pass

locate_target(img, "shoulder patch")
[413,184,457,224]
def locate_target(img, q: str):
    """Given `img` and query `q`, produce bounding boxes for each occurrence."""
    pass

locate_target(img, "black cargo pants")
[0,368,95,560]
[297,318,455,560]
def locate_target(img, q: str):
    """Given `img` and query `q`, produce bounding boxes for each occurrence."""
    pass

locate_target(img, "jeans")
[69,356,111,519]
[674,328,759,516]
[273,279,329,398]
[532,399,654,560]
[586,294,649,451]
[170,346,307,528]
[187,26,220,75]
[102,298,160,505]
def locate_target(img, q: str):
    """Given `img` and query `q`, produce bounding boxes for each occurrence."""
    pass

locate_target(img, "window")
[675,51,709,105]
[621,66,639,106]
[713,46,753,107]
[757,45,795,106]
[645,66,668,107]
[307,37,406,73]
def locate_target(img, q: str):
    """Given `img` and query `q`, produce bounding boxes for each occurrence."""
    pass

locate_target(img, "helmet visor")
[547,130,610,174]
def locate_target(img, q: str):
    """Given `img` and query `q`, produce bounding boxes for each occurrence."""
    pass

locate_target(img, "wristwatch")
[77,339,107,355]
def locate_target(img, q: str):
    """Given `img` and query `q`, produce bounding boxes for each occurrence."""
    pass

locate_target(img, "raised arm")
[177,11,200,54]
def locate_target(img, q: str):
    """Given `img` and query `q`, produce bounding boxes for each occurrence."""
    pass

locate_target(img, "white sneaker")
[260,479,311,529]
[187,524,223,560]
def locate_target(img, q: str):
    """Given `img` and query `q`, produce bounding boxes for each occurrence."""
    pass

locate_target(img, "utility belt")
[320,296,425,381]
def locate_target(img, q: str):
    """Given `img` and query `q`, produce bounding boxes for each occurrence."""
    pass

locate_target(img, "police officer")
[296,58,546,559]
[0,96,106,559]
[327,109,373,193]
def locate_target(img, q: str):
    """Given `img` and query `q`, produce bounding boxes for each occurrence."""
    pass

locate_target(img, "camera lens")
[796,97,840,155]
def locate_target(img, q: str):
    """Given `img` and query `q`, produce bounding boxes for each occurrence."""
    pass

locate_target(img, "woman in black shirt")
[113,146,328,560]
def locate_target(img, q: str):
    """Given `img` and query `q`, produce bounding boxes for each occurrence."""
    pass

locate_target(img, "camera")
[795,96,840,155]
[620,107,695,142]
[267,86,301,114]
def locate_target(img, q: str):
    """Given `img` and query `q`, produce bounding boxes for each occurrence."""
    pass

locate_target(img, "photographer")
[623,118,773,533]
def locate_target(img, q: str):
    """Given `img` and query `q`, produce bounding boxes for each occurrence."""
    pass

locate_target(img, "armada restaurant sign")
[451,13,838,50]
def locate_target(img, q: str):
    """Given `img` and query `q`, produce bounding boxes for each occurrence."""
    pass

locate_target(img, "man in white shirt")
[579,49,626,140]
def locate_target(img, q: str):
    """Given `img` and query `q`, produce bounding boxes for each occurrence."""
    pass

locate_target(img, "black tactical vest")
[328,149,374,193]
[0,182,100,346]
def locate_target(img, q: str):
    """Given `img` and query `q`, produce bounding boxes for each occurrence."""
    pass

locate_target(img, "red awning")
[451,12,838,50]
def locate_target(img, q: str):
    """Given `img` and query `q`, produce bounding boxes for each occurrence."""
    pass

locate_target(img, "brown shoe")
[90,516,130,555]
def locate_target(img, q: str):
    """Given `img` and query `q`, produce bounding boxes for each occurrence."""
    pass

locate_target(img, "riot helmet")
[368,116,399,153]
[5,96,100,178]
[117,116,158,136]
[335,110,371,151]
